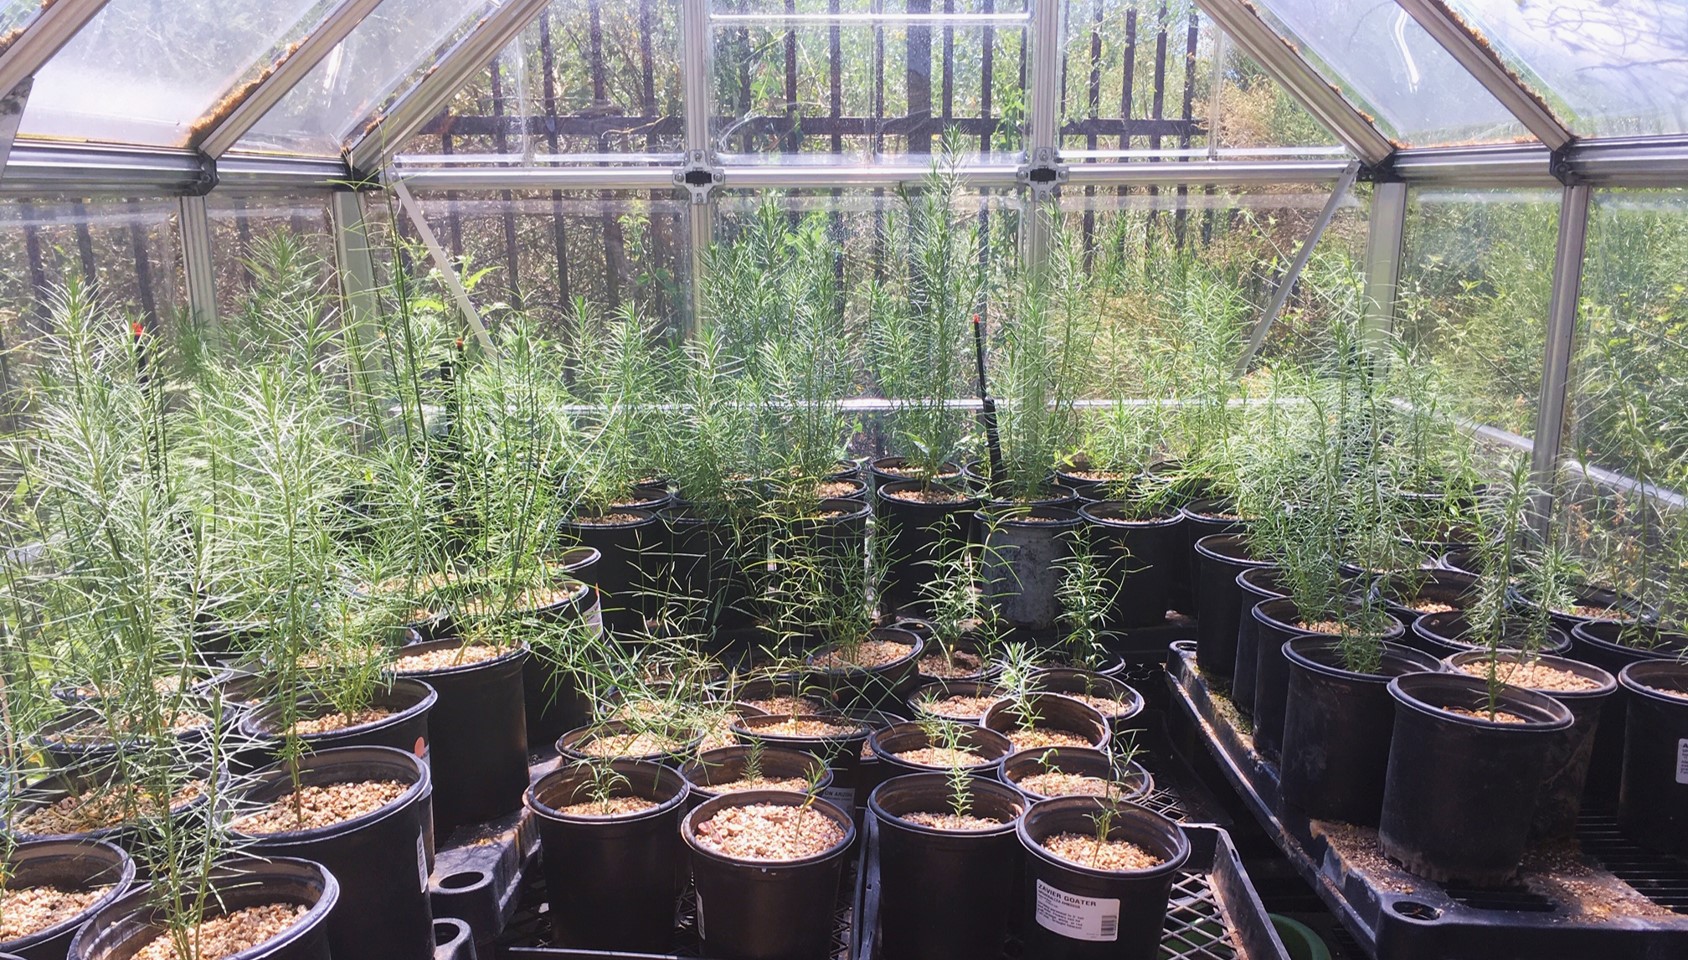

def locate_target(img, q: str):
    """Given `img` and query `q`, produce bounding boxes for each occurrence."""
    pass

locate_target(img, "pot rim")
[1283,636,1440,683]
[981,694,1111,750]
[1,838,135,950]
[1193,533,1268,567]
[555,719,704,764]
[867,772,1024,837]
[526,757,689,823]
[998,748,1154,802]
[238,677,438,742]
[1387,672,1575,730]
[230,745,431,842]
[680,790,856,866]
[803,627,924,677]
[1617,660,1688,706]
[868,721,1014,769]
[1253,599,1405,642]
[1077,500,1181,527]
[1016,795,1192,879]
[1442,650,1617,701]
[391,638,528,679]
[680,745,830,792]
[559,506,660,529]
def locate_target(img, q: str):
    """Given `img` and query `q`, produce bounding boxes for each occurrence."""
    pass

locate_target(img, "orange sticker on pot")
[414,736,427,759]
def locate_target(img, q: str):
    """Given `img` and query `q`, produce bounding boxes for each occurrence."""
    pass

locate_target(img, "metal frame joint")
[1018,146,1068,201]
[675,152,722,204]
[1549,142,1584,187]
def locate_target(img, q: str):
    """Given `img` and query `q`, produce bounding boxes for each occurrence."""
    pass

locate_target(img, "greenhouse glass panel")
[1058,1,1212,161]
[1556,188,1688,603]
[405,188,689,333]
[709,6,1027,163]
[17,0,334,147]
[1396,187,1560,441]
[397,0,683,163]
[207,194,336,318]
[238,0,505,157]
[0,0,48,39]
[1440,0,1688,138]
[1250,0,1530,146]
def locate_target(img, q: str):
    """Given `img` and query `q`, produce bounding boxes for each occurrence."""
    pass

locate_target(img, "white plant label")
[1035,879,1121,942]
[1677,738,1688,785]
[822,784,854,810]
[417,834,430,893]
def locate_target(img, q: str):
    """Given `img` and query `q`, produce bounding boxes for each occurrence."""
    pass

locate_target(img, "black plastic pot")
[869,456,961,491]
[1408,611,1572,659]
[679,746,831,804]
[1028,669,1144,740]
[1279,638,1441,826]
[1378,673,1574,885]
[1016,796,1191,960]
[876,481,981,616]
[868,722,1013,781]
[238,678,437,766]
[913,634,998,684]
[905,678,1006,723]
[556,508,662,636]
[1229,566,1285,718]
[661,506,756,629]
[1078,501,1181,629]
[2,840,134,960]
[1443,651,1615,837]
[525,759,689,952]
[393,640,528,834]
[984,484,1081,511]
[1569,620,1688,806]
[556,719,702,765]
[33,699,228,773]
[981,694,1110,752]
[1370,568,1479,628]
[1180,499,1246,617]
[68,857,338,960]
[1617,662,1688,857]
[868,774,1026,960]
[1032,647,1128,678]
[1250,600,1405,761]
[7,762,223,847]
[803,627,925,710]
[998,747,1153,804]
[486,574,601,745]
[977,506,1082,634]
[1192,534,1271,685]
[730,715,873,817]
[1054,459,1130,500]
[682,791,856,960]
[1510,581,1655,634]
[837,707,911,813]
[232,747,434,960]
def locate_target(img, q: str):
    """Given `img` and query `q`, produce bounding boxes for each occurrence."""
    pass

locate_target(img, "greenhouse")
[1,1,1687,959]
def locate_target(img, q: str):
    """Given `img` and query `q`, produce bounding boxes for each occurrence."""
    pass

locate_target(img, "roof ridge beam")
[344,0,551,176]
[1193,0,1393,166]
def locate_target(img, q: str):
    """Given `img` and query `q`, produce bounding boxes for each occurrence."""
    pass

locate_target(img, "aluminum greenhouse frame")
[0,0,1685,511]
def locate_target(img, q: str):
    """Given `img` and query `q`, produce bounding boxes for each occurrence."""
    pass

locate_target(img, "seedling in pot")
[1055,532,1116,671]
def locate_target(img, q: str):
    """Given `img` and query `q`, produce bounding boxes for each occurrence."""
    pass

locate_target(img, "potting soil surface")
[913,693,1000,720]
[13,779,206,835]
[1041,832,1165,871]
[1005,727,1094,751]
[916,651,983,678]
[897,811,1005,831]
[394,643,501,672]
[230,779,407,833]
[130,903,307,960]
[1013,770,1112,798]
[288,706,392,735]
[692,802,846,860]
[0,884,108,939]
[811,640,912,670]
[1450,659,1603,692]
[890,745,992,768]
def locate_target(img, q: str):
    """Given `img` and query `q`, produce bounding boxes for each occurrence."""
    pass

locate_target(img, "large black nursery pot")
[1370,568,1478,629]
[876,480,981,616]
[1230,567,1285,718]
[981,694,1111,752]
[1078,501,1181,628]
[556,508,662,635]
[868,774,1026,960]
[239,678,437,768]
[393,639,528,835]
[1,840,134,960]
[1250,600,1405,761]
[1378,673,1574,885]
[232,747,434,960]
[906,678,1007,723]
[525,759,690,953]
[1029,669,1145,740]
[661,504,756,629]
[1510,581,1655,634]
[556,719,702,765]
[1192,534,1271,686]
[802,626,925,710]
[682,791,856,960]
[1279,637,1439,826]
[1617,661,1688,857]
[8,761,223,848]
[977,506,1083,634]
[1408,611,1572,659]
[1443,651,1615,838]
[1569,621,1688,806]
[68,857,338,960]
[1180,498,1245,617]
[679,746,832,805]
[731,714,874,818]
[868,456,960,492]
[998,747,1154,804]
[867,722,1014,784]
[501,573,601,744]
[1016,796,1190,960]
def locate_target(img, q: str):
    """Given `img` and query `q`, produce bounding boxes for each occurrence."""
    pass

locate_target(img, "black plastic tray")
[853,817,1286,960]
[1165,640,1688,960]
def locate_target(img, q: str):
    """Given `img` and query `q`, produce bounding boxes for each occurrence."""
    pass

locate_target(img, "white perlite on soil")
[1041,833,1164,871]
[130,904,307,960]
[1015,770,1113,798]
[692,803,845,861]
[393,644,501,672]
[0,884,109,940]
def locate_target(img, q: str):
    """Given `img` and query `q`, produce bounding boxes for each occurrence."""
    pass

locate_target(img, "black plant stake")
[973,311,1006,500]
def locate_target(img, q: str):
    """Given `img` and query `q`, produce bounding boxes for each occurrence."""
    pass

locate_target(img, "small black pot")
[232,747,434,960]
[1191,534,1271,685]
[1370,569,1479,627]
[876,481,981,616]
[905,679,1007,723]
[1443,651,1616,838]
[998,747,1153,804]
[1250,600,1405,761]
[730,715,873,817]
[239,678,437,765]
[1029,670,1145,740]
[2,840,134,960]
[1016,797,1191,960]
[869,774,1026,960]
[679,746,831,804]
[526,759,689,952]
[868,722,1014,781]
[1230,567,1285,718]
[981,694,1110,753]
[1078,501,1181,629]
[393,640,528,834]
[682,791,856,960]
[1378,673,1574,885]
[1570,621,1688,806]
[556,508,662,635]
[1408,611,1572,659]
[556,719,702,765]
[1617,661,1688,857]
[68,857,338,960]
[803,627,925,710]
[1279,638,1441,826]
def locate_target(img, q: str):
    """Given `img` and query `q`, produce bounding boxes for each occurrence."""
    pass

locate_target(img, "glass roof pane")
[238,0,502,157]
[1252,0,1531,146]
[1441,0,1688,138]
[0,0,47,39]
[17,0,335,147]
